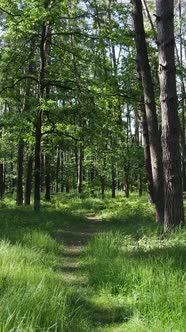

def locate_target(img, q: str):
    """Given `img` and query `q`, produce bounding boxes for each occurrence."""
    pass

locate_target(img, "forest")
[0,0,186,331]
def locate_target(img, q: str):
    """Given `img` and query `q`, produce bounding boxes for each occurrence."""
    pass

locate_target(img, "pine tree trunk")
[10,153,15,194]
[34,110,42,210]
[0,163,4,199]
[156,0,184,230]
[61,150,64,192]
[16,141,24,205]
[111,162,116,198]
[45,154,51,201]
[178,1,186,191]
[100,175,105,199]
[132,0,164,222]
[141,98,154,203]
[77,144,83,194]
[124,164,130,198]
[56,146,60,193]
[24,155,33,205]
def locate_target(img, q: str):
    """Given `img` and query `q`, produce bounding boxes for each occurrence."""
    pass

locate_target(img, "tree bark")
[61,149,64,192]
[156,0,184,230]
[45,153,51,201]
[24,155,33,205]
[16,141,24,205]
[0,163,4,199]
[56,146,60,193]
[77,144,83,194]
[111,161,116,198]
[141,100,154,203]
[132,0,164,222]
[34,110,42,210]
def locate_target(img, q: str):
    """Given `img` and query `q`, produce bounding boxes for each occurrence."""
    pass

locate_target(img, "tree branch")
[41,129,80,141]
[0,6,21,17]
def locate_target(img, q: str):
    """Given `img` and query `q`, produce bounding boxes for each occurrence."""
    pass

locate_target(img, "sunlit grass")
[0,192,186,331]
[84,228,186,331]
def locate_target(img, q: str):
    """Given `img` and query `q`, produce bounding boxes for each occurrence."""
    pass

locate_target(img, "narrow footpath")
[61,214,102,286]
[55,214,127,332]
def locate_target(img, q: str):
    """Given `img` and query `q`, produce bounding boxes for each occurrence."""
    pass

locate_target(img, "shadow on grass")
[100,209,160,238]
[123,244,186,272]
[71,293,132,328]
[0,206,88,244]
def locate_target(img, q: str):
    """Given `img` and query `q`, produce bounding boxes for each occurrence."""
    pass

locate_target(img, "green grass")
[0,198,91,332]
[83,226,186,331]
[0,193,186,331]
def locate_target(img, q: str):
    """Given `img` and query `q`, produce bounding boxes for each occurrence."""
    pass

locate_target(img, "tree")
[156,0,184,230]
[132,0,164,222]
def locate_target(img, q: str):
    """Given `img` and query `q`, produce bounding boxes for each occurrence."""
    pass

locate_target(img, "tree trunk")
[156,0,184,230]
[16,141,24,205]
[10,152,15,194]
[141,97,154,203]
[56,146,60,193]
[34,0,52,210]
[178,1,186,190]
[61,149,64,192]
[132,0,164,222]
[124,164,130,198]
[138,173,143,197]
[77,144,83,194]
[45,154,51,201]
[111,162,116,198]
[34,110,42,210]
[25,155,33,205]
[100,175,105,199]
[0,163,4,199]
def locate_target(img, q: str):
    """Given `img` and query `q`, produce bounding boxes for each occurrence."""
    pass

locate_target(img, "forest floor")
[0,193,186,331]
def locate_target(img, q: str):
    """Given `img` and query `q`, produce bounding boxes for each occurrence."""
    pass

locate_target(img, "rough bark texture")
[132,0,164,222]
[156,0,184,230]
[141,98,154,203]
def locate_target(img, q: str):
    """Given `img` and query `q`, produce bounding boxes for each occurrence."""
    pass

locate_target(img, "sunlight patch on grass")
[84,228,186,331]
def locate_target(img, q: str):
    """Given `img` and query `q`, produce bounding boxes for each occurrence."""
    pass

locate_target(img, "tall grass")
[0,239,91,331]
[0,198,92,332]
[84,229,186,331]
[0,193,186,331]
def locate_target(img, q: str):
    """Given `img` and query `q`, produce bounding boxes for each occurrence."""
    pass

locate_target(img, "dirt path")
[59,214,102,286]
[56,214,126,331]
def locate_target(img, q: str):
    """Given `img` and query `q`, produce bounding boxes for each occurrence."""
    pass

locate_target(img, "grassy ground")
[0,193,186,331]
